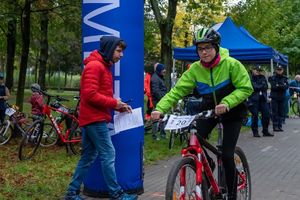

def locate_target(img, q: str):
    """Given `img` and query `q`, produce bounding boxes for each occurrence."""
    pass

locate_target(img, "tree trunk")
[64,72,67,87]
[5,17,17,91]
[38,10,49,90]
[16,0,31,111]
[149,0,178,89]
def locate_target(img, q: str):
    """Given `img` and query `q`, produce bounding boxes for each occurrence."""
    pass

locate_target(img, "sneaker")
[120,193,138,200]
[253,133,261,137]
[263,132,274,137]
[64,193,83,200]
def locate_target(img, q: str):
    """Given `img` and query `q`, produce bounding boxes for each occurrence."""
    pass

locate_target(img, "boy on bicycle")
[152,28,253,200]
[29,83,44,120]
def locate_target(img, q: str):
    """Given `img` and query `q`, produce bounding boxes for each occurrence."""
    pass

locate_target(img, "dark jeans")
[66,122,123,198]
[196,118,242,200]
[248,99,270,134]
[0,109,5,124]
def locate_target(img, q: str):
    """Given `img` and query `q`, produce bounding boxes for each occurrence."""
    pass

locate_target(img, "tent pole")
[271,59,274,75]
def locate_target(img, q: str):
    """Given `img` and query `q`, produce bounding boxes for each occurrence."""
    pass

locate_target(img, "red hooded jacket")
[79,50,118,127]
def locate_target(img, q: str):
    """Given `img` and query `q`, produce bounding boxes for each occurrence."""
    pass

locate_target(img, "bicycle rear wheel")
[165,157,209,200]
[235,146,251,200]
[68,120,82,155]
[0,120,13,145]
[40,123,58,147]
[18,121,43,160]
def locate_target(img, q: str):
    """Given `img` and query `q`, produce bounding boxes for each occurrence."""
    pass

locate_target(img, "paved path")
[83,118,300,200]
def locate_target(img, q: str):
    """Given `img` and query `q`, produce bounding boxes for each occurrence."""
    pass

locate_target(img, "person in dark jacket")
[268,65,289,132]
[0,72,10,124]
[247,66,273,137]
[150,63,168,140]
[150,63,167,106]
[65,36,137,200]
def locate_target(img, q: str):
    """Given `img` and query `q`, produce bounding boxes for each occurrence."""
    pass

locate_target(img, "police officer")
[268,65,289,132]
[248,66,273,137]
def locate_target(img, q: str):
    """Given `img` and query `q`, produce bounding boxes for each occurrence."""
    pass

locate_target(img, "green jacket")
[156,48,253,119]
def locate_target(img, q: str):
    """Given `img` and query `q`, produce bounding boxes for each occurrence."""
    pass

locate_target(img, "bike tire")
[18,121,43,161]
[235,146,251,200]
[68,120,82,155]
[40,123,58,147]
[291,100,300,117]
[0,120,13,145]
[165,157,209,200]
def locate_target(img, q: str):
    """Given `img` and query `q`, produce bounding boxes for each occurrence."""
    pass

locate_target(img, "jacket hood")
[83,50,109,67]
[98,36,124,63]
[219,47,229,62]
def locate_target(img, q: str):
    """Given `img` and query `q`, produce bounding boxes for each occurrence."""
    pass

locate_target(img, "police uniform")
[268,66,289,131]
[247,66,272,137]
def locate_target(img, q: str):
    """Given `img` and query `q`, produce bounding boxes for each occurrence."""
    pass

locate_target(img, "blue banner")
[82,0,144,196]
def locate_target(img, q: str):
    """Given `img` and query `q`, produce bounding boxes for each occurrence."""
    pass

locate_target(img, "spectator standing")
[64,36,137,200]
[268,65,289,132]
[150,63,168,140]
[144,67,154,121]
[289,74,300,96]
[247,66,273,137]
[0,72,10,124]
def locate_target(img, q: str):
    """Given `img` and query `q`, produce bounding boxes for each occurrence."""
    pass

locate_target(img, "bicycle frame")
[179,119,247,200]
[42,99,81,144]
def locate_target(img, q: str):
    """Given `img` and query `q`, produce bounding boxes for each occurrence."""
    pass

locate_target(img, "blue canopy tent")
[173,17,288,74]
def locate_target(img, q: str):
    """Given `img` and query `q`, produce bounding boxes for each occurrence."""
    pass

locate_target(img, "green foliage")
[229,0,300,74]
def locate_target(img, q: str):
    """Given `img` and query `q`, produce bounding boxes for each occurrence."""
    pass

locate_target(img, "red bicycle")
[18,90,81,161]
[165,110,251,200]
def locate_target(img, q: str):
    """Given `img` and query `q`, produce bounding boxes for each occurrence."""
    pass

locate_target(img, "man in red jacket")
[65,36,138,200]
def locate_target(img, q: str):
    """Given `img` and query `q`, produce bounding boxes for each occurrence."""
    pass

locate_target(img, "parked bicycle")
[18,90,81,161]
[165,110,251,200]
[0,103,30,145]
[290,91,300,117]
[42,95,80,147]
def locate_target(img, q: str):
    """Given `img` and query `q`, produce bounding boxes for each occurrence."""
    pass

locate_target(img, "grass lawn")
[0,90,250,199]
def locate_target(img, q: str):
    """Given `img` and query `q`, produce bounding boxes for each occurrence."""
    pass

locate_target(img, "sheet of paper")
[164,115,195,130]
[113,107,144,133]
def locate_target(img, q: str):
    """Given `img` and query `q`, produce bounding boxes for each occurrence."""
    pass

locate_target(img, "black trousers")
[248,99,270,134]
[271,99,284,129]
[196,118,242,199]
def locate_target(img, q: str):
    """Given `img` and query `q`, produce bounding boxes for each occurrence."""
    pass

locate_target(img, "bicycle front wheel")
[0,120,13,145]
[168,130,176,149]
[18,121,43,161]
[235,146,251,200]
[165,157,209,200]
[40,123,58,147]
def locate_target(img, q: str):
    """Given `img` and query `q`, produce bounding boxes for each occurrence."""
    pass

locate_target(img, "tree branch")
[31,4,71,13]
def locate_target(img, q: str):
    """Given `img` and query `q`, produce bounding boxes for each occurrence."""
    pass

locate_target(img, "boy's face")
[112,45,124,63]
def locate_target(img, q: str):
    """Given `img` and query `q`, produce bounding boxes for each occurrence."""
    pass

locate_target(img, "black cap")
[276,65,284,70]
[253,65,263,71]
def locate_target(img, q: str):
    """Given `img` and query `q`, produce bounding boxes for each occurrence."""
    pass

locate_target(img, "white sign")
[113,107,144,133]
[5,108,16,116]
[164,115,195,130]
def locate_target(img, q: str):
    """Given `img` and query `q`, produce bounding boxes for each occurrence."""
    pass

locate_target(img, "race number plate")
[5,107,16,116]
[164,115,195,130]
